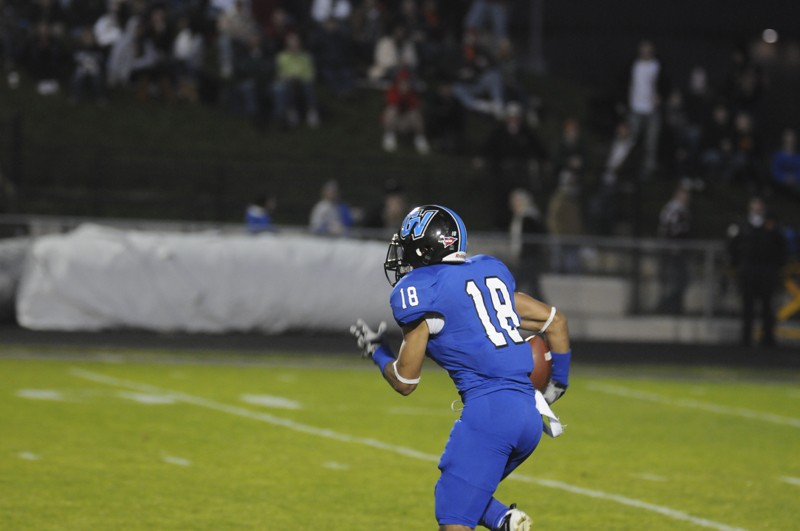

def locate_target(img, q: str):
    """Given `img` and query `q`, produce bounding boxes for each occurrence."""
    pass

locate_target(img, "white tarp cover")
[16,225,395,333]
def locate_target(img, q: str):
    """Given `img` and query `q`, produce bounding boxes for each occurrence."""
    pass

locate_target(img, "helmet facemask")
[384,233,414,286]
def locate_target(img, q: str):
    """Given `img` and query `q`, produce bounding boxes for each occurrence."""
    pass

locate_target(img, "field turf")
[1,348,799,530]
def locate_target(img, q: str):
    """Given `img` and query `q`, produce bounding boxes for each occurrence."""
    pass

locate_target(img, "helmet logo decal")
[400,209,437,240]
[438,234,458,247]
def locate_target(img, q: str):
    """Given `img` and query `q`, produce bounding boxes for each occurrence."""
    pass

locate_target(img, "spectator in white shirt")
[627,40,665,177]
[311,0,352,25]
[309,180,355,236]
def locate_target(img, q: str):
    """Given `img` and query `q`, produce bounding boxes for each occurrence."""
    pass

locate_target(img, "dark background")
[535,0,799,83]
[514,0,800,139]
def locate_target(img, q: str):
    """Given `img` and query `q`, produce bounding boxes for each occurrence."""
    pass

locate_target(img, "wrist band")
[393,361,421,385]
[372,345,395,374]
[550,349,571,387]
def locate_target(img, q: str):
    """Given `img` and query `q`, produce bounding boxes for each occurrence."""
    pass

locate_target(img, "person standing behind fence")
[480,102,548,229]
[624,40,667,177]
[547,170,584,274]
[727,197,787,347]
[70,28,106,105]
[309,180,354,236]
[509,188,546,300]
[245,191,277,233]
[656,185,691,314]
[362,179,408,236]
[770,128,800,197]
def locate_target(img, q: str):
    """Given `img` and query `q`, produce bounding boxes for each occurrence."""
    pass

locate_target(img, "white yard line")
[322,461,350,471]
[240,394,303,410]
[515,476,745,531]
[117,391,177,405]
[781,477,800,487]
[588,383,800,429]
[16,389,64,401]
[162,455,192,467]
[70,368,747,531]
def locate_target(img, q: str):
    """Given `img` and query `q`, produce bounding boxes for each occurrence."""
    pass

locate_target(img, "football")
[528,335,553,392]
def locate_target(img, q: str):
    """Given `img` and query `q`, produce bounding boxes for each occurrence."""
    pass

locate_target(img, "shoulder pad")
[390,269,441,327]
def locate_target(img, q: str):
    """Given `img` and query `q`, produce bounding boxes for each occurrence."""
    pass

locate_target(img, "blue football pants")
[435,390,543,528]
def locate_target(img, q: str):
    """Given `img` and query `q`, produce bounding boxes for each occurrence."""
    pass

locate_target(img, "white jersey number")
[465,277,525,348]
[399,286,419,309]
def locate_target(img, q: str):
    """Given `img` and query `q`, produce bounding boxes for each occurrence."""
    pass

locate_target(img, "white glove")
[349,319,387,359]
[543,380,568,405]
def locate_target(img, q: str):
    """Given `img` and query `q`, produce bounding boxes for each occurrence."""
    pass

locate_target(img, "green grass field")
[1,348,799,530]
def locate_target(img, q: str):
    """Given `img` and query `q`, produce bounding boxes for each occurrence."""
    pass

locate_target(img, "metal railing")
[465,232,732,319]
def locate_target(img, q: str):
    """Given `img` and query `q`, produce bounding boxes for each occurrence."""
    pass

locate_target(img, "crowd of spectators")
[2,2,798,330]
[560,38,800,247]
[0,1,550,146]
[2,2,798,242]
[618,41,794,198]
[0,1,505,126]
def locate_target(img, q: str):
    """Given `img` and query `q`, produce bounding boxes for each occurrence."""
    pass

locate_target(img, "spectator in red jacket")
[381,70,430,154]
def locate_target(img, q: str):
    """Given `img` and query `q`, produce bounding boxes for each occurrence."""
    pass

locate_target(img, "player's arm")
[349,318,427,396]
[514,292,570,352]
[382,320,428,396]
[514,291,571,404]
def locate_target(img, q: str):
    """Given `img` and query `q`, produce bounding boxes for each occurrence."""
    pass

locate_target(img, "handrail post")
[702,246,716,319]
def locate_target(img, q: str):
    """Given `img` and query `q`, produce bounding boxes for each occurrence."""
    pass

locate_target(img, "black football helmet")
[384,205,468,285]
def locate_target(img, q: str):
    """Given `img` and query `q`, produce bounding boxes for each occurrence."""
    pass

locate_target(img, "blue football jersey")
[389,255,534,400]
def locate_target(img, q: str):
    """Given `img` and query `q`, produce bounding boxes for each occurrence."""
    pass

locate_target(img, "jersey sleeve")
[389,270,441,327]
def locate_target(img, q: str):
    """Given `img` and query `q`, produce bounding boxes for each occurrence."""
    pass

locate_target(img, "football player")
[351,205,572,531]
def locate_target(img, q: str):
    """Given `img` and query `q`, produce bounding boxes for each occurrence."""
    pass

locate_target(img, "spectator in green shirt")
[272,33,320,128]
